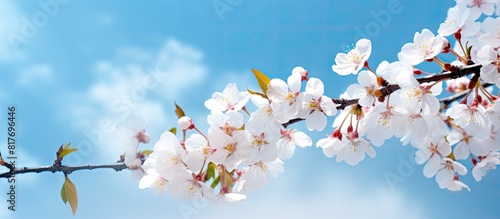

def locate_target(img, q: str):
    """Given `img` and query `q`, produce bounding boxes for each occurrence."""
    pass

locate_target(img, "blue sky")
[0,0,499,218]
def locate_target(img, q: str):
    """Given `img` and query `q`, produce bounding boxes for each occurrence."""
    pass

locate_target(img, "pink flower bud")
[332,129,342,140]
[292,66,308,81]
[135,130,150,144]
[178,116,194,130]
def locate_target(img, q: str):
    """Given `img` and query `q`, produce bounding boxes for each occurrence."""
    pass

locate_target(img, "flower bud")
[454,31,461,41]
[347,125,353,133]
[124,152,142,169]
[178,116,194,130]
[413,69,423,75]
[292,66,308,81]
[332,129,342,140]
[135,130,150,144]
[441,38,451,53]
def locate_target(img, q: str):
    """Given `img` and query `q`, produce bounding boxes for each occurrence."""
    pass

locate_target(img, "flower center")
[285,92,295,101]
[308,100,320,110]
[224,143,237,154]
[347,49,362,65]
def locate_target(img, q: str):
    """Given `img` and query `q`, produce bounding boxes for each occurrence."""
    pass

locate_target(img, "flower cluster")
[325,0,500,191]
[128,0,500,204]
[136,69,341,203]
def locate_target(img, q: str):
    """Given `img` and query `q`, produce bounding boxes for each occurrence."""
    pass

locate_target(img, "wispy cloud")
[59,38,208,159]
[16,64,53,87]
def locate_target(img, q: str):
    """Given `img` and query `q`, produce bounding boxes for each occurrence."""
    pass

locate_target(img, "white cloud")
[61,38,208,158]
[153,39,207,99]
[17,64,53,87]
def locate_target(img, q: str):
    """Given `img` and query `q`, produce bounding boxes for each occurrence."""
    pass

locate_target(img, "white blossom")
[398,29,446,65]
[205,83,249,112]
[438,6,470,36]
[297,78,337,131]
[336,136,376,166]
[472,152,500,181]
[332,38,372,75]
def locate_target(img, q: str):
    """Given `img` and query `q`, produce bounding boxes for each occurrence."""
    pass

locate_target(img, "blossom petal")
[293,131,312,147]
[305,78,324,98]
[453,142,470,160]
[436,169,454,188]
[306,110,327,131]
[452,161,467,175]
[320,96,337,116]
[423,155,441,178]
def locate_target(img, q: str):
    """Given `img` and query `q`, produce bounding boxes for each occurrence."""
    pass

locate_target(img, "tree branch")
[335,63,483,109]
[283,63,483,128]
[1,65,485,175]
[0,163,129,178]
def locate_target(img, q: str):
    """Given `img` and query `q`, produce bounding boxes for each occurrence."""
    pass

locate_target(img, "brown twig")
[0,163,129,178]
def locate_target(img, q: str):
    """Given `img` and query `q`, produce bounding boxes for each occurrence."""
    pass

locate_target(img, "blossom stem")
[198,158,207,177]
[460,89,472,105]
[456,37,467,60]
[339,111,351,131]
[364,61,374,73]
[242,106,251,116]
[194,126,209,140]
[182,130,187,143]
[218,164,228,193]
[432,57,446,69]
[355,116,360,133]
[478,83,497,103]
[448,48,468,64]
[424,77,447,91]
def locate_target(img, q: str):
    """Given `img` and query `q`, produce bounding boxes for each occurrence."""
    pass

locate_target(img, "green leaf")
[210,176,220,189]
[447,152,456,161]
[251,68,271,95]
[61,183,67,204]
[63,142,71,150]
[58,143,78,159]
[466,45,473,60]
[61,175,78,215]
[224,170,234,188]
[205,162,216,181]
[247,88,267,99]
[174,102,186,119]
[169,127,177,135]
[141,150,153,156]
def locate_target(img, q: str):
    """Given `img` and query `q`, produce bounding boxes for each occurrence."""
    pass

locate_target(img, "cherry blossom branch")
[0,163,129,178]
[284,63,483,128]
[0,65,485,181]
[341,63,483,109]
